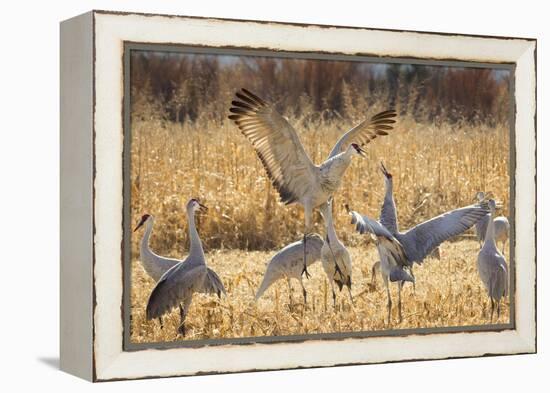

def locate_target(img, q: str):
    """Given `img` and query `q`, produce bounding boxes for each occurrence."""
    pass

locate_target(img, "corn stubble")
[130,112,510,343]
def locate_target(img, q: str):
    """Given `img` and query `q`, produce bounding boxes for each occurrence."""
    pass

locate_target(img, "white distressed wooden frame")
[60,10,536,382]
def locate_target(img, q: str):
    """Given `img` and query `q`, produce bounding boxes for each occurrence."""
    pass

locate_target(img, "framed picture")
[60,10,536,381]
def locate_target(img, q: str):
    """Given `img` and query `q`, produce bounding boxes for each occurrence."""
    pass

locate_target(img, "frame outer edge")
[60,11,95,381]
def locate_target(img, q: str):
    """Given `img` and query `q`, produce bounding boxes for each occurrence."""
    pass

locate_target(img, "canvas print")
[126,47,512,345]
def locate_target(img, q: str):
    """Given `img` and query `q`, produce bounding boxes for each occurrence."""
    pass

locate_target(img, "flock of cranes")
[133,88,510,336]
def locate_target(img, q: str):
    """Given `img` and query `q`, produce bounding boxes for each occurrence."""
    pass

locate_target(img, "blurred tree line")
[130,51,511,126]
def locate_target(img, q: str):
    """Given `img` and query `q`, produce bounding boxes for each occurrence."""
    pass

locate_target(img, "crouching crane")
[255,234,323,305]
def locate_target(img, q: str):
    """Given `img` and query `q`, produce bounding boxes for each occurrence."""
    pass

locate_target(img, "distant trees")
[130,51,511,126]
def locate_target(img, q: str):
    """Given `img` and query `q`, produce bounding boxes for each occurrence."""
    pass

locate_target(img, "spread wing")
[146,263,207,320]
[349,210,409,269]
[349,210,394,238]
[327,109,397,159]
[229,89,317,205]
[400,203,490,263]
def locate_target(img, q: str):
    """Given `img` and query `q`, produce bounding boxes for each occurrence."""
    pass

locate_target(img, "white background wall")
[0,0,545,391]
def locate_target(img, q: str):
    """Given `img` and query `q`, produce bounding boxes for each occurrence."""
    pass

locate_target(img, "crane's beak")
[133,217,146,232]
[380,161,387,176]
[379,161,392,179]
[198,202,208,214]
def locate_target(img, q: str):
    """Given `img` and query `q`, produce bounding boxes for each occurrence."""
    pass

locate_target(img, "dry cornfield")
[129,113,511,343]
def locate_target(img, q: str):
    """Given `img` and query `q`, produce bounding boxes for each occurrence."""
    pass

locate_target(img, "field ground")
[130,238,510,343]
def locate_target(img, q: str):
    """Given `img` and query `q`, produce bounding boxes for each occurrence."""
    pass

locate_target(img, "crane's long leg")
[347,285,354,306]
[371,261,380,288]
[326,237,344,280]
[328,279,337,309]
[383,275,391,325]
[159,317,164,329]
[410,266,416,293]
[397,281,403,323]
[300,277,307,305]
[286,277,293,306]
[177,297,192,336]
[489,280,494,322]
[301,206,312,279]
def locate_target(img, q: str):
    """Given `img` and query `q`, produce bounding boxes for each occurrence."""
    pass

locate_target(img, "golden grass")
[130,240,510,343]
[131,115,510,252]
[129,114,510,343]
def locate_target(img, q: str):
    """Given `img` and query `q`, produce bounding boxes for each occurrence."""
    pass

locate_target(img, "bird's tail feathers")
[389,267,415,283]
[206,268,227,297]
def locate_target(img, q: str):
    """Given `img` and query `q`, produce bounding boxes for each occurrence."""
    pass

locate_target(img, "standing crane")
[474,192,510,253]
[347,208,413,323]
[346,190,489,323]
[320,200,354,308]
[146,199,226,336]
[255,234,323,305]
[477,199,508,321]
[377,162,489,276]
[133,213,179,282]
[229,88,396,279]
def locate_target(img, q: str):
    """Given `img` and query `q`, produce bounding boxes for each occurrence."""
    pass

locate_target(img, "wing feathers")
[401,203,490,263]
[328,109,397,158]
[229,89,317,205]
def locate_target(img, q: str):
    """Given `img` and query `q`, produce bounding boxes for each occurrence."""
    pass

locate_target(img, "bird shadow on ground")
[37,356,59,370]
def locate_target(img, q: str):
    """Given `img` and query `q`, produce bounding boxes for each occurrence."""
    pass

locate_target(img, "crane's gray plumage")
[146,199,226,336]
[474,192,510,253]
[255,234,323,303]
[377,162,490,266]
[347,163,489,323]
[320,201,354,307]
[477,199,508,321]
[399,206,490,263]
[379,162,399,234]
[348,207,412,323]
[229,88,396,278]
[133,214,179,282]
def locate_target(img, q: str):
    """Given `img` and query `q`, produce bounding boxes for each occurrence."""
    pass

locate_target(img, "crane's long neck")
[383,179,398,230]
[321,203,338,244]
[187,207,205,261]
[384,180,394,199]
[140,219,154,258]
[483,211,497,249]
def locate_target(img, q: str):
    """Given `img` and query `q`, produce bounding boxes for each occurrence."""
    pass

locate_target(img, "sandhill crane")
[474,192,510,253]
[146,199,226,336]
[477,199,508,321]
[370,246,440,288]
[320,201,354,308]
[255,234,323,305]
[377,163,489,273]
[229,88,396,278]
[347,191,489,323]
[347,208,413,323]
[133,214,179,282]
